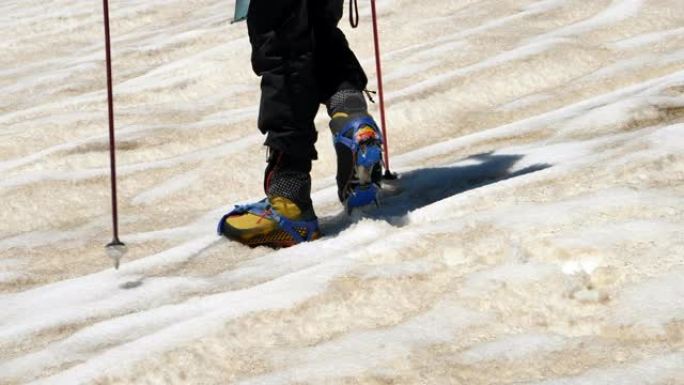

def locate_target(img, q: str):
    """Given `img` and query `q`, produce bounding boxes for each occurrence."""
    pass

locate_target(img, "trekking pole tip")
[105,239,127,270]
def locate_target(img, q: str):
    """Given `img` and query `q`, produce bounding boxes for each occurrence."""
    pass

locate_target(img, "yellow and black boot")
[218,151,320,248]
[326,88,384,212]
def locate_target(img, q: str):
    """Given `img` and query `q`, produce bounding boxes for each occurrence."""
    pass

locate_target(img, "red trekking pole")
[102,0,127,269]
[366,0,396,179]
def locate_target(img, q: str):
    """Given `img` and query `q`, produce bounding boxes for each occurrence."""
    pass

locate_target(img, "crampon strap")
[333,116,383,152]
[217,199,318,244]
[346,184,380,210]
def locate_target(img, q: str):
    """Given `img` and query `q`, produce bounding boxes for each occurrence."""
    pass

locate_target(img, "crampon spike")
[383,170,398,180]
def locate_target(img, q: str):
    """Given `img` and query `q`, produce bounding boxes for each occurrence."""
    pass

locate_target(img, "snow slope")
[1,0,683,384]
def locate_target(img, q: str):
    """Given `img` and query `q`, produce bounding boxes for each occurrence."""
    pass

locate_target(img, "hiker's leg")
[247,0,320,159]
[311,0,368,102]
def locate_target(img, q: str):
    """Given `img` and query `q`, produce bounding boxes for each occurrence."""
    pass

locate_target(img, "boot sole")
[222,225,321,249]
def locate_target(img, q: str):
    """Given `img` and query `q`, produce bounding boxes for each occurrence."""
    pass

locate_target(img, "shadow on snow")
[319,152,551,237]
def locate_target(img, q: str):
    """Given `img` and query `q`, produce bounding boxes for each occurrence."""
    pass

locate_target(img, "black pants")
[247,0,368,161]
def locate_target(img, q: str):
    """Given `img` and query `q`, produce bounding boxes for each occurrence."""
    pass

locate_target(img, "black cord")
[364,89,377,103]
[349,0,359,28]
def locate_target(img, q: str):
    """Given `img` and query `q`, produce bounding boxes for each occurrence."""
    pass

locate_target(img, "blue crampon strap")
[346,184,380,210]
[217,199,269,235]
[217,199,318,244]
[273,214,319,243]
[356,144,382,168]
[333,115,383,152]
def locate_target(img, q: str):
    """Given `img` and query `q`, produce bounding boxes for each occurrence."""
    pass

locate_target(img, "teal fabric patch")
[233,0,249,22]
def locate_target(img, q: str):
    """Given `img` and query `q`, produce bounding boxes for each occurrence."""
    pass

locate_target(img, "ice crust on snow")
[611,268,684,333]
[1,0,683,384]
[530,353,684,385]
[238,300,490,385]
[459,332,568,363]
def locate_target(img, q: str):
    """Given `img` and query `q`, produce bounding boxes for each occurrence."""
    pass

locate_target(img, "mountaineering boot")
[326,88,383,213]
[217,150,320,247]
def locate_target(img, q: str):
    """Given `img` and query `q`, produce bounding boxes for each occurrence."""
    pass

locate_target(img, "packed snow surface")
[1,0,683,384]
